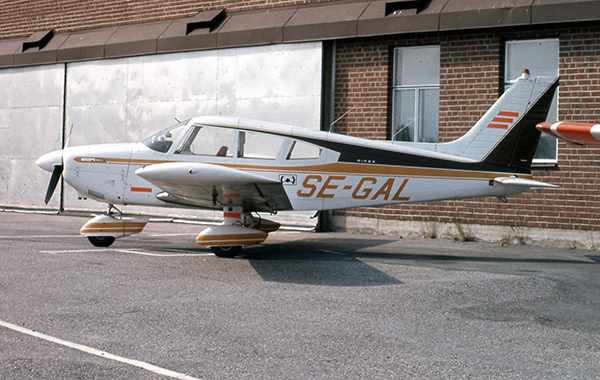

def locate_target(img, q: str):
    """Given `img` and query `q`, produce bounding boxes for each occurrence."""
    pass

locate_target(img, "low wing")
[135,162,292,212]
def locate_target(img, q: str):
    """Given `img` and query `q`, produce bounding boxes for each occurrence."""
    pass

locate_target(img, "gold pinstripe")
[74,156,533,181]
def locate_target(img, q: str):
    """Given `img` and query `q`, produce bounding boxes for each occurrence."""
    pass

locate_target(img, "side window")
[286,140,321,160]
[238,131,284,160]
[392,45,440,143]
[505,39,559,165]
[179,126,235,157]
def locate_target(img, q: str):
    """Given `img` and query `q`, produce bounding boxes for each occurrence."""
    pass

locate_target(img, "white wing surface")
[135,162,292,212]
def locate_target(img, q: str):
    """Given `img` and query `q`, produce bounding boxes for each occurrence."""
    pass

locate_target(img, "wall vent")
[385,0,429,16]
[22,30,54,52]
[186,9,227,35]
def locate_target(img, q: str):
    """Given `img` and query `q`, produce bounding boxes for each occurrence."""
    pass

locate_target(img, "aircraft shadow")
[123,233,597,287]
[240,237,403,287]
[239,235,598,286]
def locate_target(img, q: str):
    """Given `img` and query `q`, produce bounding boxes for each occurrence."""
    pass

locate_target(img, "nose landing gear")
[80,205,148,247]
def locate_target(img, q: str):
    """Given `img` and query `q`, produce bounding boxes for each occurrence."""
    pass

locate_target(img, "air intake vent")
[87,188,106,200]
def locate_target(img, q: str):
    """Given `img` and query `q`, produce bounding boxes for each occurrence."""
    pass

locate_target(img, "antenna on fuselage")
[391,117,418,141]
[174,117,181,123]
[329,104,358,133]
[65,123,74,148]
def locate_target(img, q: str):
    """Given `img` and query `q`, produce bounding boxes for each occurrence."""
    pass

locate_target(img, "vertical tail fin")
[426,71,559,170]
[481,75,558,170]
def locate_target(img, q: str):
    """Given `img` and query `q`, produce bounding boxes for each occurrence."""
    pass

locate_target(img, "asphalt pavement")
[0,211,599,379]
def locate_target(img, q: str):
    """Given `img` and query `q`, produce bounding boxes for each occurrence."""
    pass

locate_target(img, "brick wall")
[334,23,600,233]
[439,32,502,142]
[0,0,331,39]
[332,38,389,140]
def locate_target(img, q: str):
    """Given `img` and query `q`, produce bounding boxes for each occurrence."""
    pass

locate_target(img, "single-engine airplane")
[37,70,559,257]
[537,121,600,146]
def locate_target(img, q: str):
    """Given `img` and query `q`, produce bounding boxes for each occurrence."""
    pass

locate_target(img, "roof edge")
[0,0,599,68]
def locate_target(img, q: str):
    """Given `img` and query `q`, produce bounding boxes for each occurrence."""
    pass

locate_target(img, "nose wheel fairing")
[80,214,149,247]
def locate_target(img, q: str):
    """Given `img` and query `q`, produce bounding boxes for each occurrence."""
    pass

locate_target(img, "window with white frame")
[505,38,559,165]
[391,45,440,142]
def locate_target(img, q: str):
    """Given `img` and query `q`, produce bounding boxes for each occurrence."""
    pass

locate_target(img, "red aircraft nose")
[536,121,600,146]
[535,121,554,132]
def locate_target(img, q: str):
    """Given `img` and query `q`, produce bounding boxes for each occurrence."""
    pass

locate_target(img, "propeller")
[38,124,73,205]
[44,164,63,204]
[36,149,64,204]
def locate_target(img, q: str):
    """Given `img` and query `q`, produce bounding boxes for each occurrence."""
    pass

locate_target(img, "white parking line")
[0,319,203,380]
[40,249,108,254]
[0,235,78,239]
[40,248,212,257]
[147,233,198,237]
[115,249,212,257]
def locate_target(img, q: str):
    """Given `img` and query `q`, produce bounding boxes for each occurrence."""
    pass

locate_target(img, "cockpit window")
[176,125,235,157]
[238,131,283,160]
[142,120,188,153]
[286,140,321,160]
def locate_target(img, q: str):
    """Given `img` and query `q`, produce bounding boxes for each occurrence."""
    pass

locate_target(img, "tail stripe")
[487,111,519,129]
[487,123,510,129]
[492,117,515,123]
[497,111,520,118]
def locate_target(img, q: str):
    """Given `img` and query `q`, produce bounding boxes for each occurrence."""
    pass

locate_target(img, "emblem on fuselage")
[279,174,297,186]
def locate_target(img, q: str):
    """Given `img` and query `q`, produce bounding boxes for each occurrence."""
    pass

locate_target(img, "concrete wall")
[1,42,322,225]
[0,64,65,209]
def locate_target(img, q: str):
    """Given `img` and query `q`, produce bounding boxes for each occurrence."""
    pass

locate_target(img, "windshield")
[142,120,189,153]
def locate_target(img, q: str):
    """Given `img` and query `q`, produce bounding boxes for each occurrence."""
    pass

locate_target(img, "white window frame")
[505,38,559,166]
[391,45,440,142]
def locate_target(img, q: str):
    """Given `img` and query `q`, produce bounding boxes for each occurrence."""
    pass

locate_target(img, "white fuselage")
[56,117,531,212]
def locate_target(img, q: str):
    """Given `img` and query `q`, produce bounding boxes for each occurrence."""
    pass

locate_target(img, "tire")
[87,236,116,247]
[210,246,242,258]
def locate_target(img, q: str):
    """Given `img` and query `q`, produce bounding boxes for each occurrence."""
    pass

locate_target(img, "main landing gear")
[195,208,281,258]
[210,245,243,258]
